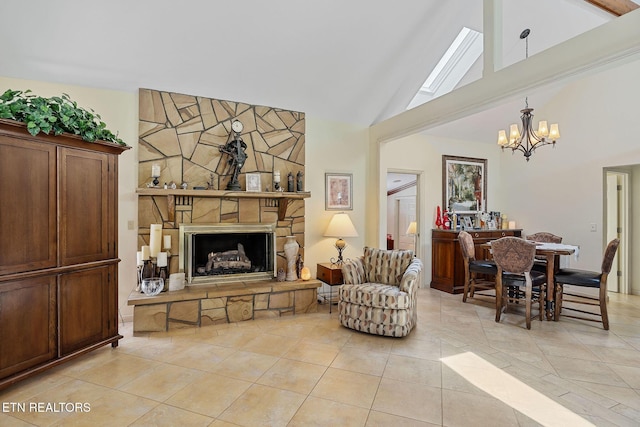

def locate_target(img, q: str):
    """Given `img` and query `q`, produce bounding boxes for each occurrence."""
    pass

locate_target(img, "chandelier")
[497,29,560,161]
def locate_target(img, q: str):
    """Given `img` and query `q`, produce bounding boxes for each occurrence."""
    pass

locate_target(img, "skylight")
[407,27,483,110]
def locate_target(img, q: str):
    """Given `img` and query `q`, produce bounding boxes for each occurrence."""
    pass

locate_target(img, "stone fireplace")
[128,89,320,332]
[136,88,308,275]
[180,223,276,285]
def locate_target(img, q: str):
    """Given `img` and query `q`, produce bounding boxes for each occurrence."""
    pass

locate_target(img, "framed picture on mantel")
[442,155,487,214]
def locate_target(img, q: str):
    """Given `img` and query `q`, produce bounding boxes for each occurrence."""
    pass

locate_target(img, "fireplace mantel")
[136,188,310,221]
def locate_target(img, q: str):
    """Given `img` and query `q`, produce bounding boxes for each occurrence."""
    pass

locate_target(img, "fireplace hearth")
[180,223,276,286]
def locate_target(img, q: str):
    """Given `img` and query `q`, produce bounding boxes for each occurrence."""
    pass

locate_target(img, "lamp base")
[330,245,346,266]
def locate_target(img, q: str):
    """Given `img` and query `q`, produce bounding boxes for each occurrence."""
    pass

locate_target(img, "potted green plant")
[0,89,127,146]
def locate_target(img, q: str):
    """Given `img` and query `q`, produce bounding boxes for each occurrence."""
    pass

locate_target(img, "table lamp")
[406,221,417,235]
[324,212,358,264]
[406,221,417,253]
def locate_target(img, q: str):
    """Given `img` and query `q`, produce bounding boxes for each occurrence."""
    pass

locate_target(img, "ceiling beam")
[584,0,639,16]
[370,9,640,144]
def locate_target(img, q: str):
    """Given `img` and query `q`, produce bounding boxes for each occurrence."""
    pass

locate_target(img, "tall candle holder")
[156,250,169,291]
[158,266,169,291]
[136,265,144,291]
[273,170,281,191]
[150,163,161,187]
[142,259,154,280]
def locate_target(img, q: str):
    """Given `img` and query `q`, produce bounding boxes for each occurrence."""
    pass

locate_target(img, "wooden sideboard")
[431,229,522,294]
[0,120,129,390]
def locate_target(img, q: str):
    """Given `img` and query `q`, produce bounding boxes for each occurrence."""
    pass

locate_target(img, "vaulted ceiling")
[0,1,635,127]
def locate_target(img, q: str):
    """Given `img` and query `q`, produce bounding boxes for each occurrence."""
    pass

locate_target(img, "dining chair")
[553,238,619,330]
[526,231,563,272]
[459,231,497,302]
[491,237,547,329]
[525,232,563,243]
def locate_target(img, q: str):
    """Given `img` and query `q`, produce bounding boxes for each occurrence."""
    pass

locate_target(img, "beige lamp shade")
[324,213,358,264]
[324,213,358,239]
[406,221,417,235]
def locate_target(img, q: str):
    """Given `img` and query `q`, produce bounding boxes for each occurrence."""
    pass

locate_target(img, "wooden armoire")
[0,119,129,390]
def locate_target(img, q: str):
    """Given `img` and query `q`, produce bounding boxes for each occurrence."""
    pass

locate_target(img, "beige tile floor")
[1,287,640,426]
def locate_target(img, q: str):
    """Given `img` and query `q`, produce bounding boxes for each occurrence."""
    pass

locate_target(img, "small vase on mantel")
[283,236,299,281]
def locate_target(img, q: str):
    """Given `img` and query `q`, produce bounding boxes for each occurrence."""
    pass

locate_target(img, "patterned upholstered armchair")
[338,247,422,337]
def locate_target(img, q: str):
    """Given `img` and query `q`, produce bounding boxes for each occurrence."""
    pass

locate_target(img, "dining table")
[532,242,579,320]
[482,241,579,320]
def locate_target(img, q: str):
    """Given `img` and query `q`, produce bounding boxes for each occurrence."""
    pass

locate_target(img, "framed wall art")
[325,173,352,210]
[442,155,487,214]
[245,173,261,192]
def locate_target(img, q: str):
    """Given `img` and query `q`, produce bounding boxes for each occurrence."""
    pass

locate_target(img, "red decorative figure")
[443,209,450,230]
[435,206,443,229]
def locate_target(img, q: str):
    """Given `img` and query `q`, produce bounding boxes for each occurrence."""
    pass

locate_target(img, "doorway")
[604,169,630,294]
[386,172,419,255]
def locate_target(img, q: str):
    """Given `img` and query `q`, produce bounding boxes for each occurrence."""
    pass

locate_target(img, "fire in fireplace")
[179,223,276,285]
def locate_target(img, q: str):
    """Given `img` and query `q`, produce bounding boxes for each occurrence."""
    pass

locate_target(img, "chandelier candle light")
[497,29,560,161]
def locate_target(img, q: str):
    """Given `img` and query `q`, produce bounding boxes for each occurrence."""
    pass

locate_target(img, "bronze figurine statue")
[219,134,247,190]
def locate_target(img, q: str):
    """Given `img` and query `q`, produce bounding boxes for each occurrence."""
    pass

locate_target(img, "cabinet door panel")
[0,276,56,378]
[59,148,110,265]
[432,239,455,283]
[0,138,57,275]
[59,266,109,355]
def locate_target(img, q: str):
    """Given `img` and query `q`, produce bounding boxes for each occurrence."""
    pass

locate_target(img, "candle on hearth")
[141,245,150,260]
[157,252,168,267]
[163,235,171,250]
[136,251,143,266]
[149,224,162,257]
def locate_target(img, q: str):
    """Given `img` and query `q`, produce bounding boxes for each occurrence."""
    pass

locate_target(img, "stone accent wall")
[137,89,307,274]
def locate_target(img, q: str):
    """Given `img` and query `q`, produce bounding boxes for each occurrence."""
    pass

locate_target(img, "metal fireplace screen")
[179,223,276,285]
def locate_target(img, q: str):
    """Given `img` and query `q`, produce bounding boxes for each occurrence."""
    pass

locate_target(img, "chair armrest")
[341,256,365,284]
[399,257,423,295]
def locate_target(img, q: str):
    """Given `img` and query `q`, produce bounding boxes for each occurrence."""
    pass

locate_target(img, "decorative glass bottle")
[435,206,443,229]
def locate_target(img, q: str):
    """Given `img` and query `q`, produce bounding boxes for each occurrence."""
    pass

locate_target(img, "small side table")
[317,262,343,313]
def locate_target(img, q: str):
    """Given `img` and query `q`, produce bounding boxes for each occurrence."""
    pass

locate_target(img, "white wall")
[380,133,504,286]
[499,58,640,286]
[632,165,640,294]
[377,58,640,292]
[304,118,369,297]
[0,76,139,320]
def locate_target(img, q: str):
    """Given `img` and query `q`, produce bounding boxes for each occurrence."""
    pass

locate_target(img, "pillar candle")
[274,170,280,183]
[157,252,168,267]
[151,163,161,177]
[149,224,162,257]
[163,235,171,250]
[136,251,143,266]
[508,220,516,229]
[141,245,150,260]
